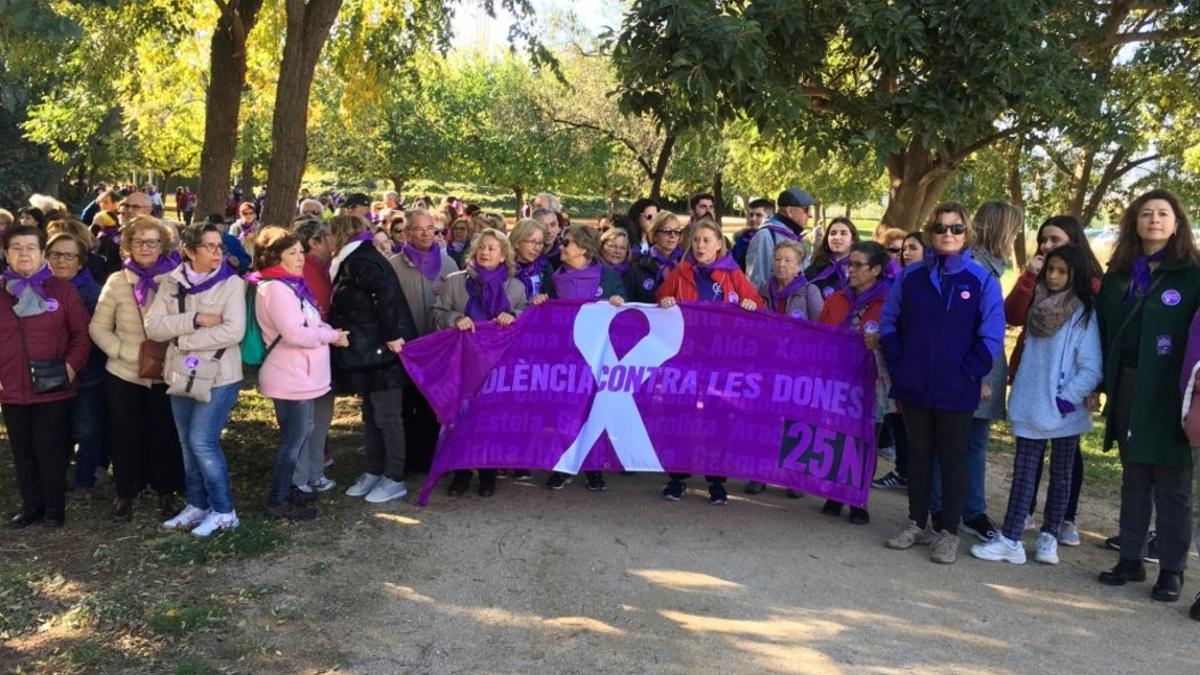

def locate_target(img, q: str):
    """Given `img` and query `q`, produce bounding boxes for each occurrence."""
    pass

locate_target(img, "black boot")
[477,470,497,497]
[1189,593,1200,620]
[848,507,870,525]
[1099,558,1146,585]
[447,471,471,497]
[8,509,44,529]
[1151,570,1184,602]
[821,500,843,516]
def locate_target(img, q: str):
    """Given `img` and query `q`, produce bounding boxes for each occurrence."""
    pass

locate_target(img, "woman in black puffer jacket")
[327,215,419,505]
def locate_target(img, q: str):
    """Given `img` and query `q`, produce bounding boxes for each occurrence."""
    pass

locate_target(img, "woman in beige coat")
[88,216,184,521]
[145,222,246,537]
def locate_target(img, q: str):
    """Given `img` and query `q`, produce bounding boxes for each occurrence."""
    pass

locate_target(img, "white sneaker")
[191,510,239,537]
[162,504,210,530]
[1058,520,1081,547]
[295,483,314,494]
[312,476,336,493]
[1035,532,1060,565]
[364,477,408,503]
[345,473,383,498]
[970,535,1027,564]
[1023,513,1037,531]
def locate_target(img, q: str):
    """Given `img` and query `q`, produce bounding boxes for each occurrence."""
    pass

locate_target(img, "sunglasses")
[932,223,966,235]
[887,247,902,254]
[433,229,445,236]
[658,229,683,238]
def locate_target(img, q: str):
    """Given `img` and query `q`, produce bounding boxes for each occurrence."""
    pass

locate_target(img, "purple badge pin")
[1157,335,1173,356]
[184,355,201,370]
[960,290,971,300]
[729,292,739,304]
[642,278,654,290]
[1162,289,1181,307]
[44,298,59,312]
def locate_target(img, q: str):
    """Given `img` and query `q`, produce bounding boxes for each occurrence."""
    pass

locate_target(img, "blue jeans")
[170,382,241,514]
[271,398,314,506]
[71,382,109,487]
[930,416,991,520]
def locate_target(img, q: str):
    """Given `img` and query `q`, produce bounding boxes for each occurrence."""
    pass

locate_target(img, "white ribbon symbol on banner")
[552,303,685,474]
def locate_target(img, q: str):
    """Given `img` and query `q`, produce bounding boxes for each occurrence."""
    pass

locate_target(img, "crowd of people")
[2,183,1200,621]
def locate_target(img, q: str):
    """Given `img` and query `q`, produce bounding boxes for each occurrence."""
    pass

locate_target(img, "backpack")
[241,281,281,366]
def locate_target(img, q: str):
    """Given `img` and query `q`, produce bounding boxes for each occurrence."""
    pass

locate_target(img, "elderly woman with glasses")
[627,211,684,303]
[89,216,185,521]
[1,224,92,528]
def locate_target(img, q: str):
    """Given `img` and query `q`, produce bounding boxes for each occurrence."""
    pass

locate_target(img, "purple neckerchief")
[449,241,466,255]
[403,242,443,281]
[546,243,562,260]
[2,263,53,300]
[391,242,403,255]
[650,247,683,284]
[769,273,808,312]
[180,261,237,295]
[552,260,604,300]
[258,266,319,309]
[124,256,176,306]
[1126,248,1167,301]
[763,215,802,242]
[686,251,741,273]
[841,279,891,330]
[809,256,850,288]
[97,226,122,246]
[70,266,96,290]
[605,260,630,277]
[352,230,374,243]
[514,255,547,299]
[167,249,182,266]
[238,221,257,241]
[465,264,512,321]
[884,258,901,280]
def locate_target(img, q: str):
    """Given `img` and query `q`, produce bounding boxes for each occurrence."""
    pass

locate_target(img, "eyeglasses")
[197,242,225,253]
[848,261,874,270]
[887,247,902,254]
[932,223,966,235]
[48,251,80,262]
[130,238,162,249]
[642,213,656,221]
[6,245,40,254]
[433,229,445,236]
[391,228,405,236]
[658,229,683,238]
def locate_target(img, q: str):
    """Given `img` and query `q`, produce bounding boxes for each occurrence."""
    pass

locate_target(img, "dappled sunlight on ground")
[629,568,746,593]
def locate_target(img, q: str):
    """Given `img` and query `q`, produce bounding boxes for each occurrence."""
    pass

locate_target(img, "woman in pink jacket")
[253,227,349,520]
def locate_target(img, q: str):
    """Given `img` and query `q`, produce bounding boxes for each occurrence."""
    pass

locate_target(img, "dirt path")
[205,454,1196,674]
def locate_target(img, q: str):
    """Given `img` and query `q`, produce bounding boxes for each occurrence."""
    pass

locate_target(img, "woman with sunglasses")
[626,198,660,256]
[627,211,684,303]
[881,203,1005,564]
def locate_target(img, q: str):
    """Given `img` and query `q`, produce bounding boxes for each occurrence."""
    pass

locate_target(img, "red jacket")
[657,259,764,308]
[303,254,333,320]
[1004,268,1102,383]
[816,288,886,331]
[0,276,92,405]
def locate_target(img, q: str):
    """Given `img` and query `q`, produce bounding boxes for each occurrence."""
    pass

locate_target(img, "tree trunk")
[844,205,851,219]
[389,175,405,196]
[239,155,255,199]
[711,170,723,225]
[881,141,956,231]
[1065,150,1095,220]
[261,0,344,227]
[513,186,525,219]
[648,133,675,202]
[196,0,264,220]
[1005,141,1028,268]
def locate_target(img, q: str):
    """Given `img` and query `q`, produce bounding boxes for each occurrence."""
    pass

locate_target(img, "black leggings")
[883,412,909,478]
[902,404,972,535]
[2,400,71,517]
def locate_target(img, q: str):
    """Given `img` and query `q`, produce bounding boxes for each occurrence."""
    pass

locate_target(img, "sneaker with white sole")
[345,473,383,498]
[1058,520,1081,547]
[364,477,408,503]
[1035,532,1059,564]
[162,504,210,530]
[930,530,960,564]
[295,483,315,495]
[971,534,1026,564]
[886,520,936,550]
[312,476,336,493]
[191,510,239,537]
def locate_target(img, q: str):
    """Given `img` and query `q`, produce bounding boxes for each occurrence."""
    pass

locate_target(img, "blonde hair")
[509,218,548,249]
[972,201,1023,259]
[688,219,727,256]
[649,211,681,238]
[773,239,806,266]
[119,216,176,259]
[466,228,516,276]
[328,214,369,253]
[46,218,94,249]
[878,227,908,245]
[600,227,631,261]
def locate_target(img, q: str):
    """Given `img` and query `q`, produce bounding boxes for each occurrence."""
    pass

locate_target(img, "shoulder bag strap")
[1112,274,1167,347]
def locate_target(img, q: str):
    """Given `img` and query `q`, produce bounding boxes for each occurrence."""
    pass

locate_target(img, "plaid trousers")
[1002,435,1080,542]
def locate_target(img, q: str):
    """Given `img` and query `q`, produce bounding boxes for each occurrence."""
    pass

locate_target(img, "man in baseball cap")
[744,187,815,288]
[341,193,371,219]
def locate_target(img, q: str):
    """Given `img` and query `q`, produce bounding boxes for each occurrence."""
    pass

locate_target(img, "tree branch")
[1107,27,1200,47]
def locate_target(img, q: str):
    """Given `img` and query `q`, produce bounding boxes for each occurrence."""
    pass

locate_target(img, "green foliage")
[150,519,286,565]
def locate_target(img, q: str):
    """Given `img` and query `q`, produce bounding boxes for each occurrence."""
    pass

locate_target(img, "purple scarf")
[841,279,891,330]
[686,251,741,273]
[650,247,683,284]
[768,273,808,313]
[259,265,318,309]
[465,264,512,321]
[809,256,850,288]
[180,261,237,295]
[763,222,801,242]
[605,260,631,277]
[1126,248,1167,301]
[514,255,547,299]
[352,230,374,243]
[124,256,176,306]
[2,263,53,301]
[97,226,122,246]
[403,242,443,281]
[687,252,740,302]
[552,260,604,300]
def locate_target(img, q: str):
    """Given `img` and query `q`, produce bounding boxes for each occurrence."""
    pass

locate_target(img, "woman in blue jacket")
[881,203,1005,565]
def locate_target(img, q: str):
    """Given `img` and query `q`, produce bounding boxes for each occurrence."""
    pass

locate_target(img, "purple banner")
[401,300,879,506]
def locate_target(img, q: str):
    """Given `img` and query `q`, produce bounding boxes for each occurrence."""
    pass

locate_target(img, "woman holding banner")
[432,228,528,497]
[657,219,762,504]
[758,239,821,320]
[541,224,628,492]
[816,240,893,525]
[881,203,1005,564]
[627,211,684,304]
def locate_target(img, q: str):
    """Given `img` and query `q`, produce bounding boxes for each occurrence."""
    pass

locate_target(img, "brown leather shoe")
[158,494,178,519]
[112,498,133,522]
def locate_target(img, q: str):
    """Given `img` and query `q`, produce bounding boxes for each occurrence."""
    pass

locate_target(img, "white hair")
[299,198,324,215]
[534,192,562,213]
[28,193,66,214]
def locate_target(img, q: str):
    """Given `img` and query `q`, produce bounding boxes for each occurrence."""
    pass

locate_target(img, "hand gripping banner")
[400,300,879,506]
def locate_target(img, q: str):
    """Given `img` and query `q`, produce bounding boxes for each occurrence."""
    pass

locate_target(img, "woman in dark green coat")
[1096,189,1200,603]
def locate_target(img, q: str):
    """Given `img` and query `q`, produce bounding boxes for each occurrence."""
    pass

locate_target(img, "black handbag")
[12,310,70,394]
